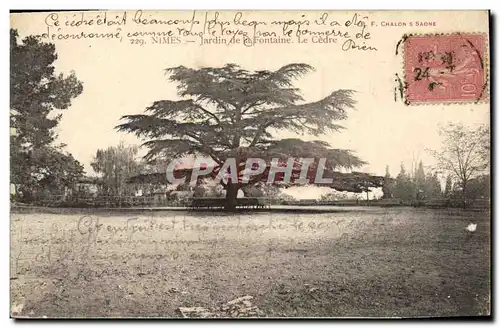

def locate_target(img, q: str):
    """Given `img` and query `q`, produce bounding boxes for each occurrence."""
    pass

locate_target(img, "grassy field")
[10,207,490,318]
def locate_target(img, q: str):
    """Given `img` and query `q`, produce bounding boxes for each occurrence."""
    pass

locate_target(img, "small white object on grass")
[465,223,477,232]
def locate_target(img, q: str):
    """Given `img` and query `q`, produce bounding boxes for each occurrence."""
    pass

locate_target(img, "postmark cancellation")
[403,33,488,105]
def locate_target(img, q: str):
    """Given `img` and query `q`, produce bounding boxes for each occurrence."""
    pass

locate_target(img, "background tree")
[429,123,490,208]
[117,63,376,210]
[382,165,393,199]
[10,29,84,202]
[11,146,84,202]
[464,174,490,201]
[424,171,442,199]
[393,163,413,202]
[443,174,453,198]
[414,161,426,200]
[91,142,144,197]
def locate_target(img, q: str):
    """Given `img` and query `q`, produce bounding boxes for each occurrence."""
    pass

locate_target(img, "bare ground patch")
[10,207,490,318]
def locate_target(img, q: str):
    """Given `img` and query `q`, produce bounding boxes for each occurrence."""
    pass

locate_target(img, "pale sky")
[11,10,490,194]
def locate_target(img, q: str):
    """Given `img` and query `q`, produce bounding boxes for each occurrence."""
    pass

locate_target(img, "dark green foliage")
[10,146,84,202]
[393,163,413,202]
[465,174,490,200]
[10,29,83,147]
[393,161,442,202]
[10,29,85,202]
[424,172,442,199]
[414,161,426,191]
[381,165,393,199]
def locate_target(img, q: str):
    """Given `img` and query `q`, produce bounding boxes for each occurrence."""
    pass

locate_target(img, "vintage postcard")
[10,10,490,318]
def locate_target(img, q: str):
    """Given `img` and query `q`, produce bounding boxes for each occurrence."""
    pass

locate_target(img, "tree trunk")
[225,183,239,211]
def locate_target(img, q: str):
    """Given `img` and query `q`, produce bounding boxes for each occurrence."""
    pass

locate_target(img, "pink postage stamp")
[404,33,487,104]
